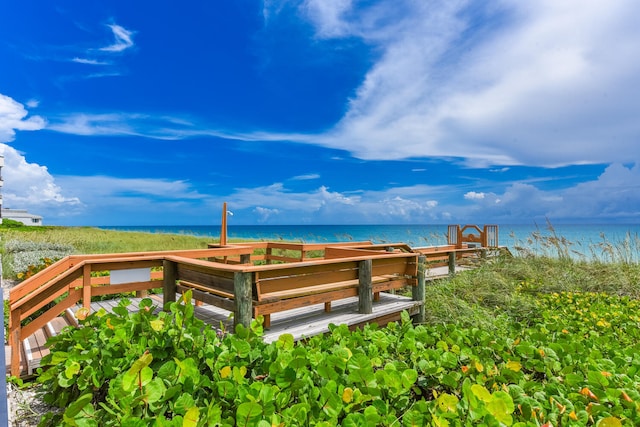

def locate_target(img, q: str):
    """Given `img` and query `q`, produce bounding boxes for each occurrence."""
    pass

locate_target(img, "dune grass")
[0,225,219,278]
[3,223,639,329]
[423,244,640,334]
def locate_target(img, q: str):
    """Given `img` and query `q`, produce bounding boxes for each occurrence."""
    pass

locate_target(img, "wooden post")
[82,264,92,310]
[412,255,426,323]
[163,260,178,308]
[358,259,373,314]
[10,309,21,377]
[220,202,228,246]
[448,251,456,276]
[234,271,253,329]
[240,254,251,264]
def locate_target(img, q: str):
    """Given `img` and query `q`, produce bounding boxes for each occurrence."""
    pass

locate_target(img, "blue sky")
[1,1,639,226]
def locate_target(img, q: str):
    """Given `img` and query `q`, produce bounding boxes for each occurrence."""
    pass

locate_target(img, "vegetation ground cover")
[2,224,640,426]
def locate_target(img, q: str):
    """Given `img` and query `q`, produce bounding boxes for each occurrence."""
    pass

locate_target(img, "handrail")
[8,246,261,377]
[7,235,500,377]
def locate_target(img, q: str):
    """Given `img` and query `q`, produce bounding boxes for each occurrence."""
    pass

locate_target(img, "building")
[2,209,43,226]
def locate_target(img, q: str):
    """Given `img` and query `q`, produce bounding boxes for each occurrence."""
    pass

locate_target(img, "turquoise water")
[100,223,640,260]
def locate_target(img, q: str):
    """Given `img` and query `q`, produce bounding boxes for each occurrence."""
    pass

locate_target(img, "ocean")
[99,223,640,260]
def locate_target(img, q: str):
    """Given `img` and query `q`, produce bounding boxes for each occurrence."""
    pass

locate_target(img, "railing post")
[234,271,253,329]
[163,260,178,308]
[10,309,21,377]
[240,254,251,264]
[412,255,426,323]
[358,259,373,314]
[82,264,92,310]
[448,251,456,276]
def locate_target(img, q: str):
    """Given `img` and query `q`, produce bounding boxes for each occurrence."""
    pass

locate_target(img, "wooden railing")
[8,233,506,377]
[8,242,421,376]
[447,224,499,249]
[8,246,256,377]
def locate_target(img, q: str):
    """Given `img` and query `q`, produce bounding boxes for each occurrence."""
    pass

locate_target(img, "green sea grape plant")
[36,289,640,426]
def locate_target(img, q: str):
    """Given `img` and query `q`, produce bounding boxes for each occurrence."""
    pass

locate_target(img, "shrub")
[0,218,28,228]
[3,240,74,280]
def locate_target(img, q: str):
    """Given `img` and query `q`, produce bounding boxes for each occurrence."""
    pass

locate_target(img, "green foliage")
[15,224,640,425]
[0,218,31,228]
[2,239,74,280]
[0,227,214,257]
[36,287,640,426]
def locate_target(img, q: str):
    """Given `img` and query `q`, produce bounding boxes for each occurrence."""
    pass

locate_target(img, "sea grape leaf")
[342,387,354,404]
[506,360,522,372]
[486,391,514,426]
[150,319,164,332]
[436,393,459,413]
[347,354,375,385]
[471,384,492,403]
[403,409,426,426]
[237,402,263,424]
[401,369,418,389]
[276,368,297,388]
[65,361,81,379]
[64,393,93,418]
[174,393,196,416]
[219,366,231,379]
[597,416,622,427]
[144,377,166,404]
[276,333,294,350]
[183,407,200,427]
[231,337,252,358]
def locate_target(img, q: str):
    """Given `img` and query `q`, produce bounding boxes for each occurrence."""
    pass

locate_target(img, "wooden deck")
[7,227,506,378]
[5,291,422,377]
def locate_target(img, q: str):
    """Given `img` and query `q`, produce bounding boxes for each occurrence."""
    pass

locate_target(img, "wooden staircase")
[5,310,75,378]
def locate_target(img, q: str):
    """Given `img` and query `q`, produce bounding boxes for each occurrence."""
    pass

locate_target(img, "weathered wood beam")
[163,260,178,308]
[233,271,253,329]
[412,255,426,323]
[358,259,373,314]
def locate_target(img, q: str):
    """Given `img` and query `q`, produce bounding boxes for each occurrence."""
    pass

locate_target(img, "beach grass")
[423,232,640,333]
[3,222,639,317]
[0,225,219,278]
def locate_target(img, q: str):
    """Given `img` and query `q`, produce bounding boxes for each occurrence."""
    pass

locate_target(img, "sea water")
[99,223,640,260]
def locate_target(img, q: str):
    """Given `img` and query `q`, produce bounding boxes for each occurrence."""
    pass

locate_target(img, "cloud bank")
[0,95,81,217]
[297,0,640,167]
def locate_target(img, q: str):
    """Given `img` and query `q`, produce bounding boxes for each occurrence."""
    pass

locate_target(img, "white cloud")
[464,192,485,200]
[72,57,110,65]
[217,162,640,224]
[47,111,313,143]
[294,0,640,167]
[0,94,46,142]
[456,163,640,222]
[100,24,135,52]
[291,173,320,180]
[225,182,444,224]
[303,0,353,38]
[254,206,280,222]
[0,94,80,219]
[0,144,82,215]
[25,99,40,109]
[48,175,219,225]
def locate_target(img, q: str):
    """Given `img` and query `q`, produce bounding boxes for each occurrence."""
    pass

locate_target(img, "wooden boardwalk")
[5,291,422,377]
